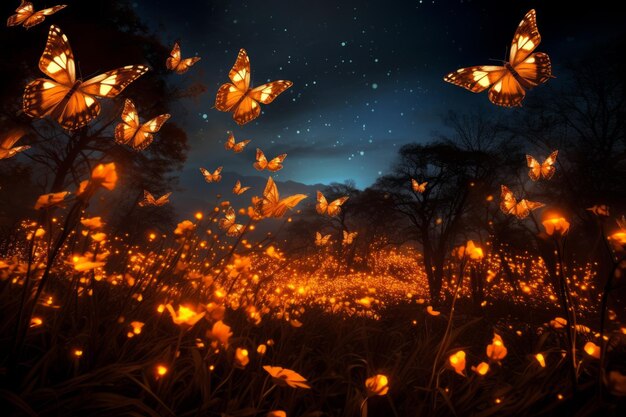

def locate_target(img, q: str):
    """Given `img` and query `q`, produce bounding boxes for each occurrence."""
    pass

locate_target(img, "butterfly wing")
[266,153,287,172]
[509,9,541,66]
[0,128,30,159]
[139,190,155,207]
[444,66,507,93]
[253,148,267,171]
[224,132,235,150]
[499,185,518,215]
[248,80,293,104]
[316,191,328,215]
[200,167,215,183]
[233,180,250,195]
[115,98,140,145]
[326,196,349,217]
[215,49,250,112]
[80,65,148,98]
[154,192,172,206]
[526,155,541,181]
[23,4,66,28]
[133,113,170,150]
[166,42,181,71]
[516,199,545,219]
[540,150,558,180]
[7,1,33,26]
[487,72,526,107]
[233,139,251,153]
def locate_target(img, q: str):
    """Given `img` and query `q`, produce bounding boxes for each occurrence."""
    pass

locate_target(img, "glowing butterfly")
[587,205,609,217]
[215,49,293,125]
[219,207,244,237]
[526,150,558,181]
[23,26,148,130]
[411,179,428,193]
[0,128,30,159]
[500,185,544,219]
[444,9,552,107]
[224,132,251,153]
[254,148,286,172]
[200,166,222,183]
[255,176,307,218]
[232,180,250,195]
[138,190,171,207]
[166,42,201,74]
[315,232,331,246]
[316,191,349,217]
[7,1,66,29]
[343,230,358,245]
[115,99,170,150]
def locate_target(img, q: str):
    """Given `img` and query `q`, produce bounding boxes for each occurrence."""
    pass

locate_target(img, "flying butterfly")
[0,128,30,160]
[215,49,293,125]
[500,185,544,219]
[138,190,172,207]
[219,207,244,237]
[315,232,331,247]
[255,176,307,218]
[23,25,148,130]
[200,166,223,183]
[343,230,358,245]
[316,191,349,217]
[526,150,558,181]
[115,99,170,150]
[232,180,251,195]
[254,148,286,172]
[224,132,251,153]
[7,1,66,29]
[166,42,201,74]
[411,179,428,194]
[444,9,552,107]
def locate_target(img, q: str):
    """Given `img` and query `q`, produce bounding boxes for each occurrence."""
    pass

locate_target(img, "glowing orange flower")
[156,364,168,376]
[207,320,232,348]
[234,348,249,367]
[91,162,118,190]
[471,362,490,376]
[81,217,104,230]
[486,333,507,361]
[34,191,69,210]
[165,304,205,327]
[542,216,570,237]
[535,353,546,368]
[449,350,466,376]
[609,231,626,250]
[263,365,311,389]
[257,344,267,355]
[70,254,105,272]
[584,341,600,359]
[549,317,567,330]
[267,411,287,417]
[365,374,389,396]
[465,240,484,260]
[174,220,196,236]
[426,305,440,316]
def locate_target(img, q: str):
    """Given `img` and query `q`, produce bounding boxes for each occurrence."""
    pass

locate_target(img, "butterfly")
[526,150,558,181]
[0,128,30,159]
[232,180,251,195]
[224,132,251,153]
[7,1,66,29]
[343,230,358,245]
[215,49,293,125]
[219,207,244,237]
[444,9,552,107]
[500,185,544,219]
[411,179,428,193]
[114,99,170,150]
[254,148,286,172]
[200,166,223,183]
[166,42,201,74]
[316,191,349,217]
[254,176,307,218]
[138,190,172,207]
[23,25,148,130]
[587,205,609,217]
[315,232,331,247]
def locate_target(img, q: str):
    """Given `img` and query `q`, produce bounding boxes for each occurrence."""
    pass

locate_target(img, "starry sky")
[133,0,624,189]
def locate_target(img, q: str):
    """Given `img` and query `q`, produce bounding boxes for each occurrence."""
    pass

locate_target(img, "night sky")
[133,0,623,190]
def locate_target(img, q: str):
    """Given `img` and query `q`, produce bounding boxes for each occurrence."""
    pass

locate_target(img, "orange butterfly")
[23,25,148,130]
[500,185,544,219]
[526,150,558,181]
[315,232,331,247]
[411,179,428,193]
[215,49,293,125]
[342,230,358,245]
[219,207,244,237]
[232,180,250,195]
[115,99,170,150]
[166,42,201,74]
[255,176,307,218]
[0,128,30,159]
[138,190,171,207]
[316,191,349,217]
[7,1,66,29]
[254,148,286,172]
[224,132,251,153]
[444,9,552,107]
[200,166,222,183]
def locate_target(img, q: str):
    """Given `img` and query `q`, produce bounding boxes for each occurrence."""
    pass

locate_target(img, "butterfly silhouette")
[0,128,30,159]
[500,185,544,219]
[444,9,552,107]
[526,150,558,181]
[254,148,286,172]
[343,230,358,245]
[166,42,201,74]
[316,191,349,217]
[7,1,66,29]
[315,232,331,246]
[411,179,428,193]
[215,49,293,125]
[115,99,170,150]
[138,190,171,207]
[254,176,307,218]
[200,167,223,183]
[219,207,244,237]
[224,132,251,153]
[232,180,251,195]
[23,25,148,130]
